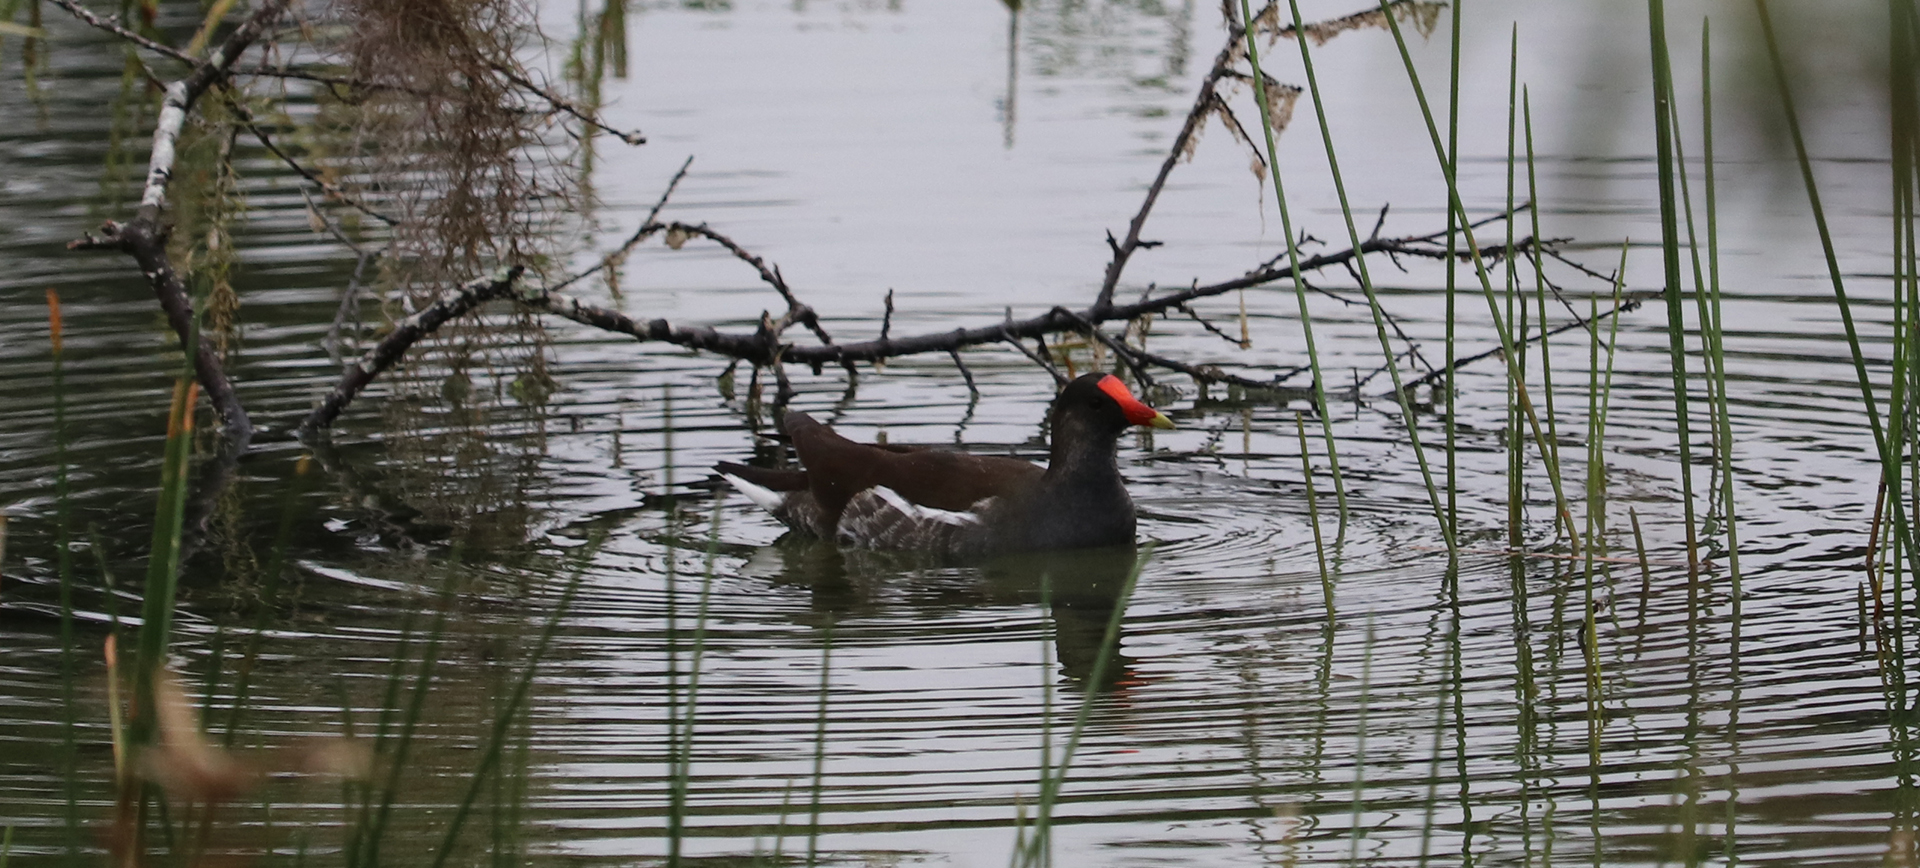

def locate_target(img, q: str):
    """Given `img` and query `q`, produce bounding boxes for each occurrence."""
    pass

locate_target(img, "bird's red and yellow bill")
[1097,374,1176,429]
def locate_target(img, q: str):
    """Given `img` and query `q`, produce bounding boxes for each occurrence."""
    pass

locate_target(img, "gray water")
[0,1,1912,865]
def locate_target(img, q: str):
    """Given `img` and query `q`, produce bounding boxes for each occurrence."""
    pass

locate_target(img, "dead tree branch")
[60,0,294,448]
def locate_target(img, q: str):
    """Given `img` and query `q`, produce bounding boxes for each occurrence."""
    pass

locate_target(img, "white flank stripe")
[721,473,787,513]
[872,486,981,526]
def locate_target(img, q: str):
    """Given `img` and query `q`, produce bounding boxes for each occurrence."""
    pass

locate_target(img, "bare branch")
[1092,13,1245,313]
[60,0,292,446]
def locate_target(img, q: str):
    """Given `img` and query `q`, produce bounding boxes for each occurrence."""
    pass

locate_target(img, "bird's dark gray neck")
[1047,419,1122,481]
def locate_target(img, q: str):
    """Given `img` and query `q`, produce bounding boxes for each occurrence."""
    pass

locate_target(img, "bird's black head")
[1048,373,1173,462]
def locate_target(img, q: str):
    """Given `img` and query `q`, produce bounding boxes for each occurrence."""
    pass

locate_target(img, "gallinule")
[716,372,1174,556]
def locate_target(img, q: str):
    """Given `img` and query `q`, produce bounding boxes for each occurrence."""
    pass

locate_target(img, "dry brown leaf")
[288,737,375,780]
[140,670,257,804]
[1262,80,1303,135]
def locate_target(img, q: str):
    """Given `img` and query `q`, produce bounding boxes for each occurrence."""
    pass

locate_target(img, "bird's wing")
[836,486,996,555]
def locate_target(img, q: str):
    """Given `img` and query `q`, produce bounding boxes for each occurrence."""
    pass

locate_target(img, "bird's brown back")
[784,411,1043,523]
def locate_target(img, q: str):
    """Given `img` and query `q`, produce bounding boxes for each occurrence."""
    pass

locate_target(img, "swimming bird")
[716,372,1174,556]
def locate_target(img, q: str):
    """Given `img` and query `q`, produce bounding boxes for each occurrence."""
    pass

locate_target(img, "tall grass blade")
[222,455,312,746]
[1523,92,1563,516]
[666,496,728,865]
[1444,0,1462,541]
[1505,25,1525,554]
[662,383,687,866]
[1234,0,1349,536]
[134,377,198,753]
[1349,618,1374,864]
[354,565,459,867]
[1294,413,1331,605]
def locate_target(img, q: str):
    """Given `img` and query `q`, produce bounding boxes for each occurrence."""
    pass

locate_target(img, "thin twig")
[1177,301,1249,348]
[949,348,980,398]
[47,0,193,66]
[549,155,695,293]
[1002,329,1068,386]
[491,64,647,146]
[230,93,399,226]
[1398,290,1655,395]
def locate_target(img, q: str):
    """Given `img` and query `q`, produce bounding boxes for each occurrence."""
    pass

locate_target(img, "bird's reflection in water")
[740,538,1144,691]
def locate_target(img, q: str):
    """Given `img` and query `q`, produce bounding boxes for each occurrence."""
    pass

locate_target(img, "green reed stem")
[1376,0,1582,554]
[87,525,122,645]
[1035,574,1054,866]
[1349,617,1374,865]
[1700,19,1743,608]
[1524,91,1563,507]
[663,384,686,866]
[1583,292,1606,766]
[1444,0,1462,541]
[1234,0,1349,537]
[769,778,796,864]
[1666,90,1719,534]
[1504,25,1524,553]
[1285,0,1455,551]
[133,377,198,753]
[353,567,457,868]
[1583,249,1629,769]
[1295,413,1332,607]
[1648,0,1704,573]
[667,498,726,864]
[1020,546,1151,868]
[1755,0,1920,586]
[1896,0,1919,673]
[806,623,833,868]
[430,533,602,868]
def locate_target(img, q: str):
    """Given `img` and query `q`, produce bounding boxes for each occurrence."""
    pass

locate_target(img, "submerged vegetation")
[2,0,1920,864]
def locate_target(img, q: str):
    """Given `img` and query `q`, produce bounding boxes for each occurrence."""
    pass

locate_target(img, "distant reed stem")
[47,287,80,854]
[1700,19,1743,611]
[1755,0,1920,586]
[428,534,600,868]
